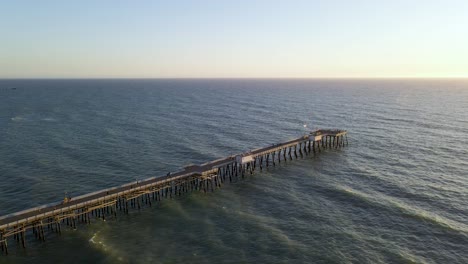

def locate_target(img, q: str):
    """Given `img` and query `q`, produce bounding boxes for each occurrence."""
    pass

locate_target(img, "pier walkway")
[0,129,347,255]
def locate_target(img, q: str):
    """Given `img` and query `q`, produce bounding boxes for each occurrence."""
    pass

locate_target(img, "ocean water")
[0,79,467,264]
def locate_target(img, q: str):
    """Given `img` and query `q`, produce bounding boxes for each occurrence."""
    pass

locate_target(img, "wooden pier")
[0,129,347,255]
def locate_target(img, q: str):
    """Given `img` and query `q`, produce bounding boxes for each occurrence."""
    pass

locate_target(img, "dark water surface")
[0,79,467,263]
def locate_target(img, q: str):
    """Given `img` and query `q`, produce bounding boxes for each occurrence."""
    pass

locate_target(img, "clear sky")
[1,0,467,78]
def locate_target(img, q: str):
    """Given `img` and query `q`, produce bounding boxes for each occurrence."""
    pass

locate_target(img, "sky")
[0,0,467,78]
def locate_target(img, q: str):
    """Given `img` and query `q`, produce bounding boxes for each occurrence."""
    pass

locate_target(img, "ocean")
[0,79,467,263]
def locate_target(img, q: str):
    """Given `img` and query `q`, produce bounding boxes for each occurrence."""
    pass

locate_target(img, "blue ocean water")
[0,79,467,263]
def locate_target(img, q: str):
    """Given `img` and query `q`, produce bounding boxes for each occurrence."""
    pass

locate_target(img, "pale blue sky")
[1,0,467,78]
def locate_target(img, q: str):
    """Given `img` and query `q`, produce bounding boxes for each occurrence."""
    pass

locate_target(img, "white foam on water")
[11,116,25,121]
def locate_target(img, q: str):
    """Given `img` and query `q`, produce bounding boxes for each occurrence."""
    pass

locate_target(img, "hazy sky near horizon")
[1,1,467,78]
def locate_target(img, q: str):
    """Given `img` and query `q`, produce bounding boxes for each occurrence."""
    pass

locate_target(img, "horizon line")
[1,77,468,80]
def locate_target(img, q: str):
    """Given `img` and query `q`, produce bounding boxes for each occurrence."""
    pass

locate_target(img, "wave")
[339,228,429,264]
[10,116,25,121]
[333,186,468,236]
[10,115,58,122]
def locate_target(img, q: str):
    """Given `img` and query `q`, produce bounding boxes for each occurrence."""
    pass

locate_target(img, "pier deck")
[0,129,347,254]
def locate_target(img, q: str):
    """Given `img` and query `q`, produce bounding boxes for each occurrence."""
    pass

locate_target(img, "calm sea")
[0,79,467,263]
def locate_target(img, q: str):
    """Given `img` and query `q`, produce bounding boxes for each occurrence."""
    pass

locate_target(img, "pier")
[0,129,347,255]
